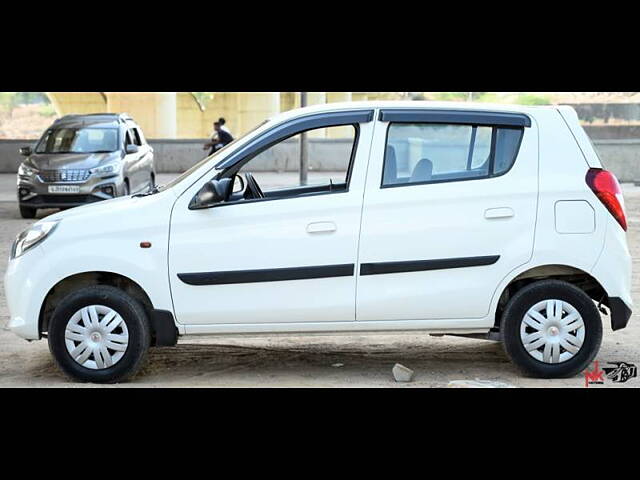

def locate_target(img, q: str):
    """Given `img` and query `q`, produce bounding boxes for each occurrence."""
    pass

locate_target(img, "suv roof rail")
[53,112,136,125]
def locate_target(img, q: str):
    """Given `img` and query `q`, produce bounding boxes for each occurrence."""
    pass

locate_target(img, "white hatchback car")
[4,102,632,383]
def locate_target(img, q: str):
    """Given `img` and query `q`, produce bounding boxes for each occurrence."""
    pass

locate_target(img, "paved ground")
[1,173,639,388]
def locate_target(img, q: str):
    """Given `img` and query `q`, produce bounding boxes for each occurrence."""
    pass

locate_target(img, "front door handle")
[307,222,337,234]
[485,207,515,219]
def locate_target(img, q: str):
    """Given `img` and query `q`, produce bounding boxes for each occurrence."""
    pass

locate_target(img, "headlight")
[18,163,38,177]
[90,162,120,178]
[11,220,59,259]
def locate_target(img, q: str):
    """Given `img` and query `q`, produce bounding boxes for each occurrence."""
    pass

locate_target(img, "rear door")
[356,109,539,321]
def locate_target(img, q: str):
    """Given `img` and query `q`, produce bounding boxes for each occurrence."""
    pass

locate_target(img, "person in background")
[204,121,234,155]
[218,117,231,135]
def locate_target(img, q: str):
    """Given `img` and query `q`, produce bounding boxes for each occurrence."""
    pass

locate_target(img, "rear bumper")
[609,297,632,331]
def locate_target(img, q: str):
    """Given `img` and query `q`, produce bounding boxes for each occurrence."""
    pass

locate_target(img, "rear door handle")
[307,222,337,234]
[485,208,514,219]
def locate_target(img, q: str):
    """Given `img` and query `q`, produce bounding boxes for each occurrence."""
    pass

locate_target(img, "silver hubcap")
[520,299,585,364]
[64,305,129,370]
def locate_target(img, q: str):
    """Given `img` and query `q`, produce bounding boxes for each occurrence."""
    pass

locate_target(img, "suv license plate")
[48,185,81,194]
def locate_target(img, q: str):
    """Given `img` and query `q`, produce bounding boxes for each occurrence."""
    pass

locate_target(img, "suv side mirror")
[126,144,139,154]
[19,146,32,156]
[189,178,233,210]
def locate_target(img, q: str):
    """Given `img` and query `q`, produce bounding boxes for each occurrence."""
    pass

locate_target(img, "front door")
[168,113,374,327]
[356,109,539,322]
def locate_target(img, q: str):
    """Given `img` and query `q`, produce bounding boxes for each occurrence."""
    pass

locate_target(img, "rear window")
[382,123,524,187]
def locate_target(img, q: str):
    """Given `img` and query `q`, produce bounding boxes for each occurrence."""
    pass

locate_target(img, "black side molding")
[360,256,500,276]
[150,309,178,347]
[178,264,355,286]
[379,109,532,128]
[609,297,632,331]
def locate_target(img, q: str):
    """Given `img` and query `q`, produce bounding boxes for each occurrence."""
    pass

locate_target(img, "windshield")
[160,120,269,191]
[36,127,119,154]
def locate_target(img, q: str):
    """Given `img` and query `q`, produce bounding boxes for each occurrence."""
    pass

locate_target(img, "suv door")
[356,109,539,322]
[132,127,154,189]
[168,110,374,328]
[125,126,146,192]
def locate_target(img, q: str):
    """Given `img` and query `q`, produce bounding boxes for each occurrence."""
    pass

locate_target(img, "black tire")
[19,205,36,219]
[123,180,130,196]
[48,285,151,383]
[502,279,603,378]
[150,172,156,189]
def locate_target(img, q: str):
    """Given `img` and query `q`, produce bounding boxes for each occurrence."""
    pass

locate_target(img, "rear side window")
[382,123,524,187]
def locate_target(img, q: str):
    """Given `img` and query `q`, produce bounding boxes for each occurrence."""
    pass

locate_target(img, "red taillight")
[586,168,627,231]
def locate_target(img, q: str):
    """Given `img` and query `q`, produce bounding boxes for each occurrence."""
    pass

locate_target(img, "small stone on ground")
[392,363,414,382]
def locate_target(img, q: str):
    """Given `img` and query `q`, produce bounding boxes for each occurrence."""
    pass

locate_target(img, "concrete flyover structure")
[44,92,397,139]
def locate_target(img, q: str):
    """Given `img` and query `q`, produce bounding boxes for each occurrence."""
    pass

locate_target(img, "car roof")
[50,113,135,129]
[268,100,559,124]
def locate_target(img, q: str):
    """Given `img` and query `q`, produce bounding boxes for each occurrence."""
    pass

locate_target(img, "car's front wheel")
[502,280,603,378]
[19,205,36,219]
[48,285,151,383]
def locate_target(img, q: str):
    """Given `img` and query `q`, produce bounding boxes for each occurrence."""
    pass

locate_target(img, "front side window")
[36,128,119,154]
[236,124,357,196]
[382,123,524,187]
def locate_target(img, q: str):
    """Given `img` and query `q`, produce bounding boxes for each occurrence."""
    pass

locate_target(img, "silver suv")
[17,113,155,218]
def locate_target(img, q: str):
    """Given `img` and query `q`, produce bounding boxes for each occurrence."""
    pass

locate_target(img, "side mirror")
[19,146,32,157]
[189,178,233,210]
[126,144,139,154]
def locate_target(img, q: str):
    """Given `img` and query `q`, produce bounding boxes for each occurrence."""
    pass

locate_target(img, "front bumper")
[4,245,51,340]
[17,173,123,208]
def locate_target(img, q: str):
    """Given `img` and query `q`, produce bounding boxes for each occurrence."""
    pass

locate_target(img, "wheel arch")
[39,271,154,336]
[492,264,608,330]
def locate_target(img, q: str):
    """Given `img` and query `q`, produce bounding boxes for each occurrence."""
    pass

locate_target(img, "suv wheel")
[19,205,36,219]
[48,285,151,383]
[502,280,603,378]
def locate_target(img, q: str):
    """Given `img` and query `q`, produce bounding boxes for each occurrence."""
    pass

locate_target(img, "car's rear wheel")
[502,279,603,378]
[48,285,151,383]
[19,205,36,219]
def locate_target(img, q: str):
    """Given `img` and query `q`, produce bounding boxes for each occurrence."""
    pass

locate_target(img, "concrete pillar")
[235,92,280,136]
[326,92,353,138]
[327,92,352,104]
[352,92,369,102]
[105,92,177,139]
[177,93,206,138]
[280,92,300,112]
[305,92,327,138]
